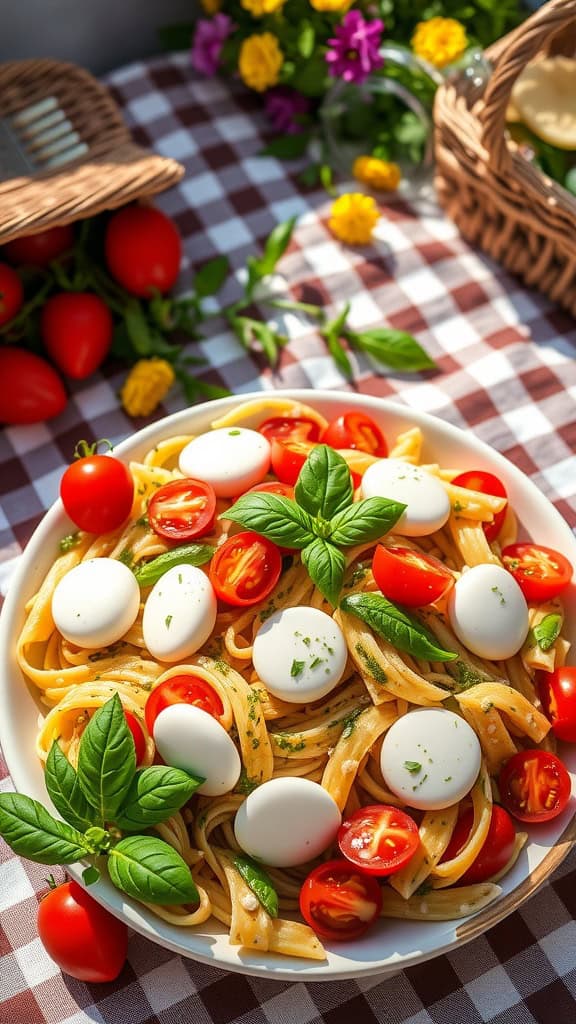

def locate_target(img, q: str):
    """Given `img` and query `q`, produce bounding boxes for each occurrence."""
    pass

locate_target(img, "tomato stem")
[73,439,114,460]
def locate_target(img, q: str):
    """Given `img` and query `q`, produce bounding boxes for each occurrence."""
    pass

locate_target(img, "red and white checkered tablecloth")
[2,50,576,1024]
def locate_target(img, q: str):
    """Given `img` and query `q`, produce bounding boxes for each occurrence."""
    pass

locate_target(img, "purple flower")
[325,10,384,85]
[264,87,310,135]
[191,15,233,77]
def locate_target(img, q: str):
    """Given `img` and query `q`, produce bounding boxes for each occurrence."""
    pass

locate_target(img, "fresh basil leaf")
[323,328,353,378]
[297,19,315,59]
[223,493,315,549]
[108,835,199,905]
[295,445,353,521]
[258,217,297,277]
[114,767,203,832]
[348,328,436,372]
[193,256,229,298]
[133,543,215,586]
[83,864,100,885]
[533,613,562,652]
[45,741,96,833]
[234,854,279,917]
[302,538,345,607]
[341,592,458,662]
[260,135,309,159]
[330,497,406,547]
[77,694,136,821]
[0,793,89,864]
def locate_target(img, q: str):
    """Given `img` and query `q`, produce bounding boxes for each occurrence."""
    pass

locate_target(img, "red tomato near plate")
[321,412,388,457]
[372,545,454,607]
[0,263,24,326]
[502,543,573,603]
[337,804,419,876]
[259,416,320,444]
[4,224,74,266]
[440,805,516,883]
[37,880,127,982]
[538,667,576,743]
[270,437,317,486]
[209,531,282,607]
[148,479,216,542]
[243,480,295,501]
[105,206,181,297]
[145,675,224,734]
[124,710,147,765]
[499,749,571,823]
[0,347,67,424]
[60,450,134,533]
[41,292,113,379]
[451,470,507,543]
[299,859,382,941]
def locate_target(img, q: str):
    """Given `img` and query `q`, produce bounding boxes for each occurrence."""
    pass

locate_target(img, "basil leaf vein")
[295,445,353,520]
[45,741,96,832]
[341,592,458,662]
[234,854,279,917]
[114,766,204,832]
[108,835,199,905]
[134,543,215,586]
[77,693,136,821]
[0,793,89,864]
[329,497,406,547]
[224,493,315,548]
[302,538,345,607]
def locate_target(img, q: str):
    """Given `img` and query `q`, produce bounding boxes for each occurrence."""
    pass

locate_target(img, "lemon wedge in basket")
[510,57,576,150]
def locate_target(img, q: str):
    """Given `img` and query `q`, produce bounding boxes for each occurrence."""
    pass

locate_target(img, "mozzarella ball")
[178,427,270,498]
[361,460,451,537]
[52,557,140,649]
[142,564,217,662]
[234,777,341,867]
[448,563,529,660]
[153,703,240,796]
[252,606,347,704]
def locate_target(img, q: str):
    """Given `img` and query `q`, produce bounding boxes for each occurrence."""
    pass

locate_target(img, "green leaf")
[223,492,315,549]
[348,328,436,372]
[133,543,215,586]
[250,320,280,366]
[260,135,309,160]
[297,19,315,59]
[302,538,346,607]
[340,593,458,662]
[193,256,229,298]
[45,741,96,833]
[157,22,193,51]
[0,793,89,864]
[234,854,279,917]
[295,445,353,521]
[82,865,100,885]
[114,767,203,832]
[124,301,154,356]
[295,54,329,97]
[108,835,199,905]
[258,218,297,277]
[324,329,353,378]
[329,497,406,547]
[533,614,562,652]
[77,694,136,821]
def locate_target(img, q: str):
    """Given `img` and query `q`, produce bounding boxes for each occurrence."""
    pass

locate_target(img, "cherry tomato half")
[338,804,419,876]
[499,749,571,823]
[259,416,320,444]
[60,452,134,534]
[209,531,282,607]
[451,470,508,543]
[148,478,216,542]
[243,480,295,501]
[270,437,317,486]
[0,347,67,424]
[41,292,113,380]
[124,710,147,765]
[145,675,224,734]
[372,545,454,607]
[538,667,576,743]
[440,805,516,883]
[299,859,382,941]
[4,224,74,267]
[0,262,24,326]
[37,880,127,982]
[502,543,573,603]
[105,205,181,297]
[321,412,388,457]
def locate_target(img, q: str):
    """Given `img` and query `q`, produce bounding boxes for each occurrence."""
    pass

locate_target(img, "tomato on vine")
[105,206,181,297]
[41,292,113,380]
[0,347,67,424]
[0,263,24,326]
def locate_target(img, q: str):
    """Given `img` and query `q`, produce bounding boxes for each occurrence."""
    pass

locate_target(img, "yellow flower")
[412,17,468,69]
[329,193,379,246]
[239,33,283,92]
[309,0,351,11]
[200,0,221,12]
[353,155,402,192]
[241,0,286,15]
[120,358,175,418]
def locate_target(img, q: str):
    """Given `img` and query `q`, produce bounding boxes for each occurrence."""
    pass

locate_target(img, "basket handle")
[479,0,576,171]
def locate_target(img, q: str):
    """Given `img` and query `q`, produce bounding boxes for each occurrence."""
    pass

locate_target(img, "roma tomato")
[451,470,507,543]
[209,531,282,607]
[499,749,571,823]
[321,412,388,457]
[0,262,24,325]
[37,880,127,982]
[60,446,134,533]
[338,804,419,876]
[440,806,516,883]
[124,710,147,764]
[270,437,316,486]
[4,224,74,266]
[502,543,573,603]
[0,347,66,424]
[372,545,454,607]
[538,667,576,743]
[259,416,320,444]
[105,206,181,297]
[148,478,216,542]
[145,675,224,734]
[41,292,113,379]
[299,859,382,941]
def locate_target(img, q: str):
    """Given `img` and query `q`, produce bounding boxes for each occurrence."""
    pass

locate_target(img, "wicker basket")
[434,0,576,318]
[0,59,184,244]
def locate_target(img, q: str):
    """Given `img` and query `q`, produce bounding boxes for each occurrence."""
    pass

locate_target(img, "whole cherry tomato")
[0,263,24,326]
[105,206,181,297]
[502,543,573,603]
[259,416,321,445]
[124,710,147,765]
[299,859,382,941]
[451,470,508,543]
[37,880,127,982]
[499,749,571,823]
[440,805,516,883]
[148,478,216,542]
[4,224,74,267]
[538,667,576,743]
[0,347,67,424]
[321,411,388,457]
[41,292,113,379]
[209,531,282,607]
[338,804,419,876]
[372,545,454,607]
[60,443,134,534]
[145,675,224,734]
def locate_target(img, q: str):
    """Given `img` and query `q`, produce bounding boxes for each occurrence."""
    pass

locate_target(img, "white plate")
[1,390,575,982]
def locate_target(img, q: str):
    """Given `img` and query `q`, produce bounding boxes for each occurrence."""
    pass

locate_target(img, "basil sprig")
[340,592,458,662]
[0,694,201,906]
[234,854,279,918]
[134,543,215,586]
[225,445,405,607]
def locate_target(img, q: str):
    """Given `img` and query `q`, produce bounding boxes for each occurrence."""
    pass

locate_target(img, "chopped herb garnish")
[59,532,80,553]
[309,656,324,670]
[341,708,364,739]
[403,761,422,775]
[491,585,506,605]
[354,643,388,685]
[228,429,241,436]
[290,659,305,678]
[165,615,173,629]
[444,776,452,782]
[415,882,433,896]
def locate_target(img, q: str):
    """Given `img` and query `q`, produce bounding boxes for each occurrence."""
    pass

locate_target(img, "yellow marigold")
[329,192,379,246]
[200,0,221,12]
[309,0,351,11]
[412,17,468,69]
[353,155,402,192]
[241,0,286,15]
[120,358,175,418]
[239,33,283,92]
